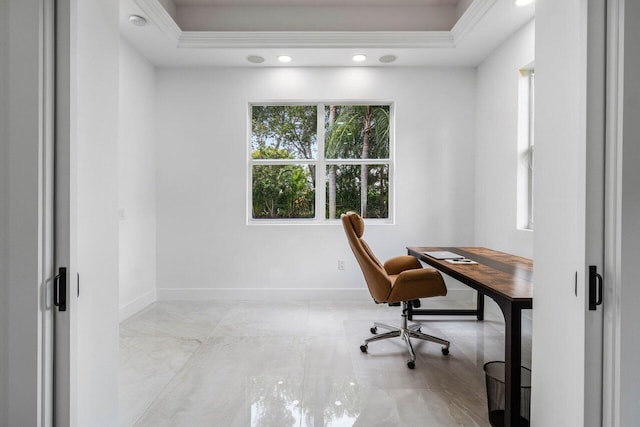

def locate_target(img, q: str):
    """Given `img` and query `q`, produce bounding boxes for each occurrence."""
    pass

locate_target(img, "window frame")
[516,66,535,231]
[247,101,395,225]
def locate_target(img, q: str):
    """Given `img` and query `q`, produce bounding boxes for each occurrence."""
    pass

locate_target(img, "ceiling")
[171,0,460,5]
[119,0,534,67]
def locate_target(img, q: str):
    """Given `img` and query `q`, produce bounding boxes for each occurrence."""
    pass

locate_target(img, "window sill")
[517,227,534,232]
[246,218,394,226]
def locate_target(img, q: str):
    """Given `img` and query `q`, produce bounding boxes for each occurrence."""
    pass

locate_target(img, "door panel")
[532,0,605,425]
[54,0,120,425]
[75,1,120,424]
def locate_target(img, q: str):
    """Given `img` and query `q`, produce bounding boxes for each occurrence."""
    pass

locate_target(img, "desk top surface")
[407,247,533,304]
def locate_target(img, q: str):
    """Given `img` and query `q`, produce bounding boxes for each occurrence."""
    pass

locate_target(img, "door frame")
[585,0,607,425]
[1,0,630,424]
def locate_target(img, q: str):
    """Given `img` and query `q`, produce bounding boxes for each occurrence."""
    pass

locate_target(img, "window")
[517,67,534,230]
[249,103,392,222]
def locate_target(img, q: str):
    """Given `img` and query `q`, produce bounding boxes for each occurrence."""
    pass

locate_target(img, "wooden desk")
[407,247,533,427]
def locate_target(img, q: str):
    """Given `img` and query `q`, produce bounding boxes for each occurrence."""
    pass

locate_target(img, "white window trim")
[247,101,395,225]
[516,66,535,231]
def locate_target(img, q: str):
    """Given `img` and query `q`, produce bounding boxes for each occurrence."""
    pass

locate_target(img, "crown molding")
[178,31,454,49]
[135,0,181,44]
[135,0,494,50]
[450,0,497,43]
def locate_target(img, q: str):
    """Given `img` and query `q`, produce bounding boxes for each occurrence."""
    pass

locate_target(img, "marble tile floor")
[119,300,532,427]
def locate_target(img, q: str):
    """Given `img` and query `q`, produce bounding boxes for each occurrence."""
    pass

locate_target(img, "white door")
[532,0,605,425]
[54,0,121,425]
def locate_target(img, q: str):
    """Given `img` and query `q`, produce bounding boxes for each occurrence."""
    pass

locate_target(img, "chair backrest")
[341,212,392,303]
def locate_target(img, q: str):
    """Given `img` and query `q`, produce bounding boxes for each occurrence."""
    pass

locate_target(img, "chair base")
[360,301,450,369]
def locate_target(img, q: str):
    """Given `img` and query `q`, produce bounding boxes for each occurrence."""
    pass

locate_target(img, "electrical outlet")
[337,260,345,270]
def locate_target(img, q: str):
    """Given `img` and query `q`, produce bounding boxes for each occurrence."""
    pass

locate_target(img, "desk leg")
[498,301,522,427]
[477,292,484,321]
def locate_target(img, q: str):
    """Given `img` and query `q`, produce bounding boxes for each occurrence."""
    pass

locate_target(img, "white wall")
[619,0,640,422]
[155,67,477,301]
[75,0,120,424]
[118,39,157,321]
[474,20,535,260]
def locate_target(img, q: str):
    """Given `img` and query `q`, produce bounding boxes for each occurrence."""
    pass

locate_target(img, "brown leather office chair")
[341,211,450,369]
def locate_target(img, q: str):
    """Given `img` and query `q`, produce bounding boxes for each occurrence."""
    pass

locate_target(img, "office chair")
[341,212,450,369]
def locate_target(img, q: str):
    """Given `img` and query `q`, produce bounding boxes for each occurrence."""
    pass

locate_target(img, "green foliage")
[325,105,390,218]
[326,164,389,219]
[325,105,390,159]
[252,105,317,160]
[252,146,292,160]
[251,104,390,220]
[252,147,315,219]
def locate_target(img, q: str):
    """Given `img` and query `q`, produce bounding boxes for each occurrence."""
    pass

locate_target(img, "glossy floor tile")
[119,300,532,426]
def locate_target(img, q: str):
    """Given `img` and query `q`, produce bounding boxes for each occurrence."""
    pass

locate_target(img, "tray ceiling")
[119,0,534,67]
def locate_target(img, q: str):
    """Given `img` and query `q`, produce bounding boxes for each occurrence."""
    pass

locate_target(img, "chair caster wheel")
[360,345,368,353]
[370,327,377,334]
[407,361,415,369]
[442,347,450,355]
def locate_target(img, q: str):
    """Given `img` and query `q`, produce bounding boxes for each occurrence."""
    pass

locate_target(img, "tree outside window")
[249,104,392,221]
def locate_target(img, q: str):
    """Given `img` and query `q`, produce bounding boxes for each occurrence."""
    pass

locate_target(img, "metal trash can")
[483,361,531,427]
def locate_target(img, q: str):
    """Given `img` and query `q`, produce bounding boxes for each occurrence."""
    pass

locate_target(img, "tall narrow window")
[249,103,392,222]
[517,67,535,230]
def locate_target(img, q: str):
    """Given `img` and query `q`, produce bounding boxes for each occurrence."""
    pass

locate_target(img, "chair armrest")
[383,255,422,275]
[390,268,448,300]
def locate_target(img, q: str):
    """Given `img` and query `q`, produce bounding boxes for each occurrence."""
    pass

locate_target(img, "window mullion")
[316,103,326,221]
[252,158,315,165]
[325,158,390,165]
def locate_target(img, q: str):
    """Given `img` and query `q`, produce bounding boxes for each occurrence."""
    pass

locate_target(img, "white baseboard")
[119,289,157,322]
[155,287,476,303]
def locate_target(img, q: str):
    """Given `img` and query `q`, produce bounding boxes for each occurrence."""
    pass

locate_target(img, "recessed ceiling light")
[514,0,534,6]
[247,55,265,64]
[128,15,147,27]
[277,55,292,63]
[379,55,397,64]
[352,54,367,62]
